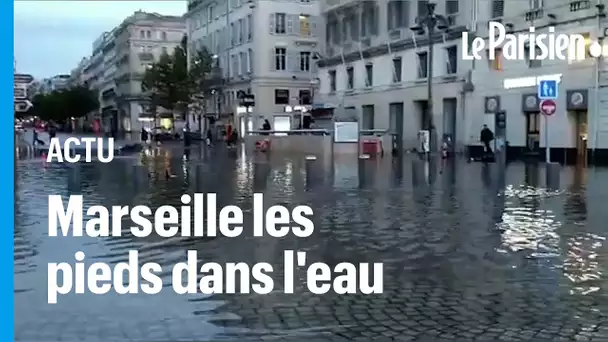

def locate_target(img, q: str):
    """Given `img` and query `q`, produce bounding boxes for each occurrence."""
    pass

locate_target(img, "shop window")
[487,48,502,71]
[274,89,289,104]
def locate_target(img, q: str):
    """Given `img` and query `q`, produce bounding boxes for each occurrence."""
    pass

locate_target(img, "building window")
[299,90,312,105]
[275,89,290,104]
[329,70,336,92]
[275,47,286,70]
[361,2,379,36]
[488,48,503,70]
[247,14,253,40]
[299,51,311,71]
[446,0,459,14]
[231,23,236,45]
[140,30,145,39]
[161,31,167,40]
[392,57,402,82]
[231,55,238,77]
[417,0,429,17]
[275,13,286,34]
[491,0,504,18]
[417,51,428,78]
[238,19,244,43]
[299,14,311,36]
[346,66,354,89]
[525,45,542,68]
[364,64,373,87]
[240,52,247,75]
[446,45,457,74]
[248,48,253,73]
[388,1,408,30]
[345,10,359,41]
[146,30,151,39]
[530,0,542,9]
[209,5,215,21]
[300,0,311,2]
[327,19,340,45]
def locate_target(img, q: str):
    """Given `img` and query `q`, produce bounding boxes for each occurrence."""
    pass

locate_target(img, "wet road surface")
[14,146,608,341]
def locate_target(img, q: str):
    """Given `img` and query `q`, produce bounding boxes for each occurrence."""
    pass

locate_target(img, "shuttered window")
[491,0,504,18]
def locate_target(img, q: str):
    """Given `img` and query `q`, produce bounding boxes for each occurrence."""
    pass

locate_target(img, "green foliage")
[26,86,99,123]
[142,34,214,115]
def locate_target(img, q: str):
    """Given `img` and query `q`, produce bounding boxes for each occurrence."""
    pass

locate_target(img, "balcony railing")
[570,0,591,12]
[525,8,543,21]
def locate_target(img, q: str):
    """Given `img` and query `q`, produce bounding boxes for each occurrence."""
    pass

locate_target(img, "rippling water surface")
[14,147,608,341]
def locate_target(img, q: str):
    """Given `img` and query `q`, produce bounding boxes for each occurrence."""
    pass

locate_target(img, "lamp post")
[410,2,449,155]
[208,54,220,134]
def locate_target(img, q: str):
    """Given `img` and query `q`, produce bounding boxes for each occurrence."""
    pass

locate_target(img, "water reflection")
[14,150,608,341]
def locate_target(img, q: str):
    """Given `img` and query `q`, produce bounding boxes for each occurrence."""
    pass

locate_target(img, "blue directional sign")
[538,79,558,100]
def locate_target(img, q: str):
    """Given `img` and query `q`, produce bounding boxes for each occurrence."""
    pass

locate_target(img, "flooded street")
[14,147,608,341]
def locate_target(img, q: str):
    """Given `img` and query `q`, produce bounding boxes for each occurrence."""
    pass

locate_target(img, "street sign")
[14,74,33,84]
[538,79,558,100]
[239,94,255,107]
[14,84,26,99]
[540,99,557,116]
[14,100,32,112]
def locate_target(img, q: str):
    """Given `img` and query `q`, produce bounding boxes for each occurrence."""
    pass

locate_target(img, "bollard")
[546,162,560,190]
[358,154,370,187]
[305,155,317,188]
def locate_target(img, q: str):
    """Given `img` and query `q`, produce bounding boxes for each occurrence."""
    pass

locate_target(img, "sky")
[14,1,187,79]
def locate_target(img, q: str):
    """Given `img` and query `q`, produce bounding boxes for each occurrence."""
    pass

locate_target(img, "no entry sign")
[540,99,557,116]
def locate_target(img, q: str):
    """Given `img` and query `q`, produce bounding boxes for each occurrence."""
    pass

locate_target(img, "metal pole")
[426,7,435,155]
[544,116,550,163]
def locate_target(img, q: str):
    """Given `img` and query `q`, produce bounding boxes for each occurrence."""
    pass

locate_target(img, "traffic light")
[495,110,506,130]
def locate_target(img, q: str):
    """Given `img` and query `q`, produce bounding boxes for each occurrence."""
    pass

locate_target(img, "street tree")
[142,34,214,122]
[27,86,99,123]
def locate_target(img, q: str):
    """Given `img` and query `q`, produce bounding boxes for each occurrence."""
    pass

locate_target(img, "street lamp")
[410,1,449,155]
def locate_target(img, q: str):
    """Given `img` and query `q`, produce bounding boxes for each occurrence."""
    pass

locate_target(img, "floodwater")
[14,146,608,341]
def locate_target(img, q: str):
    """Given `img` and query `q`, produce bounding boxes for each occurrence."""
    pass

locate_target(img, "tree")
[142,52,176,110]
[142,34,214,119]
[26,86,98,123]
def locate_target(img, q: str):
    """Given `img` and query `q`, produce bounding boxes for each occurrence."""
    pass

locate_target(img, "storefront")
[467,68,598,164]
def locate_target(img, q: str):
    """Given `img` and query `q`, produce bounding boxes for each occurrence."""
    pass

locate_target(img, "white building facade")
[467,0,608,165]
[315,0,471,152]
[112,12,187,133]
[186,0,322,129]
[76,12,186,133]
[316,0,608,164]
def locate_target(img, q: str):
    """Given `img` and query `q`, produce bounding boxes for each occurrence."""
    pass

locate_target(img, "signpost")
[14,73,34,113]
[14,100,33,112]
[14,84,26,99]
[14,74,34,84]
[538,79,558,163]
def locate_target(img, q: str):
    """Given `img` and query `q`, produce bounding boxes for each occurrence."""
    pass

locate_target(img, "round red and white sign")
[540,99,557,116]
